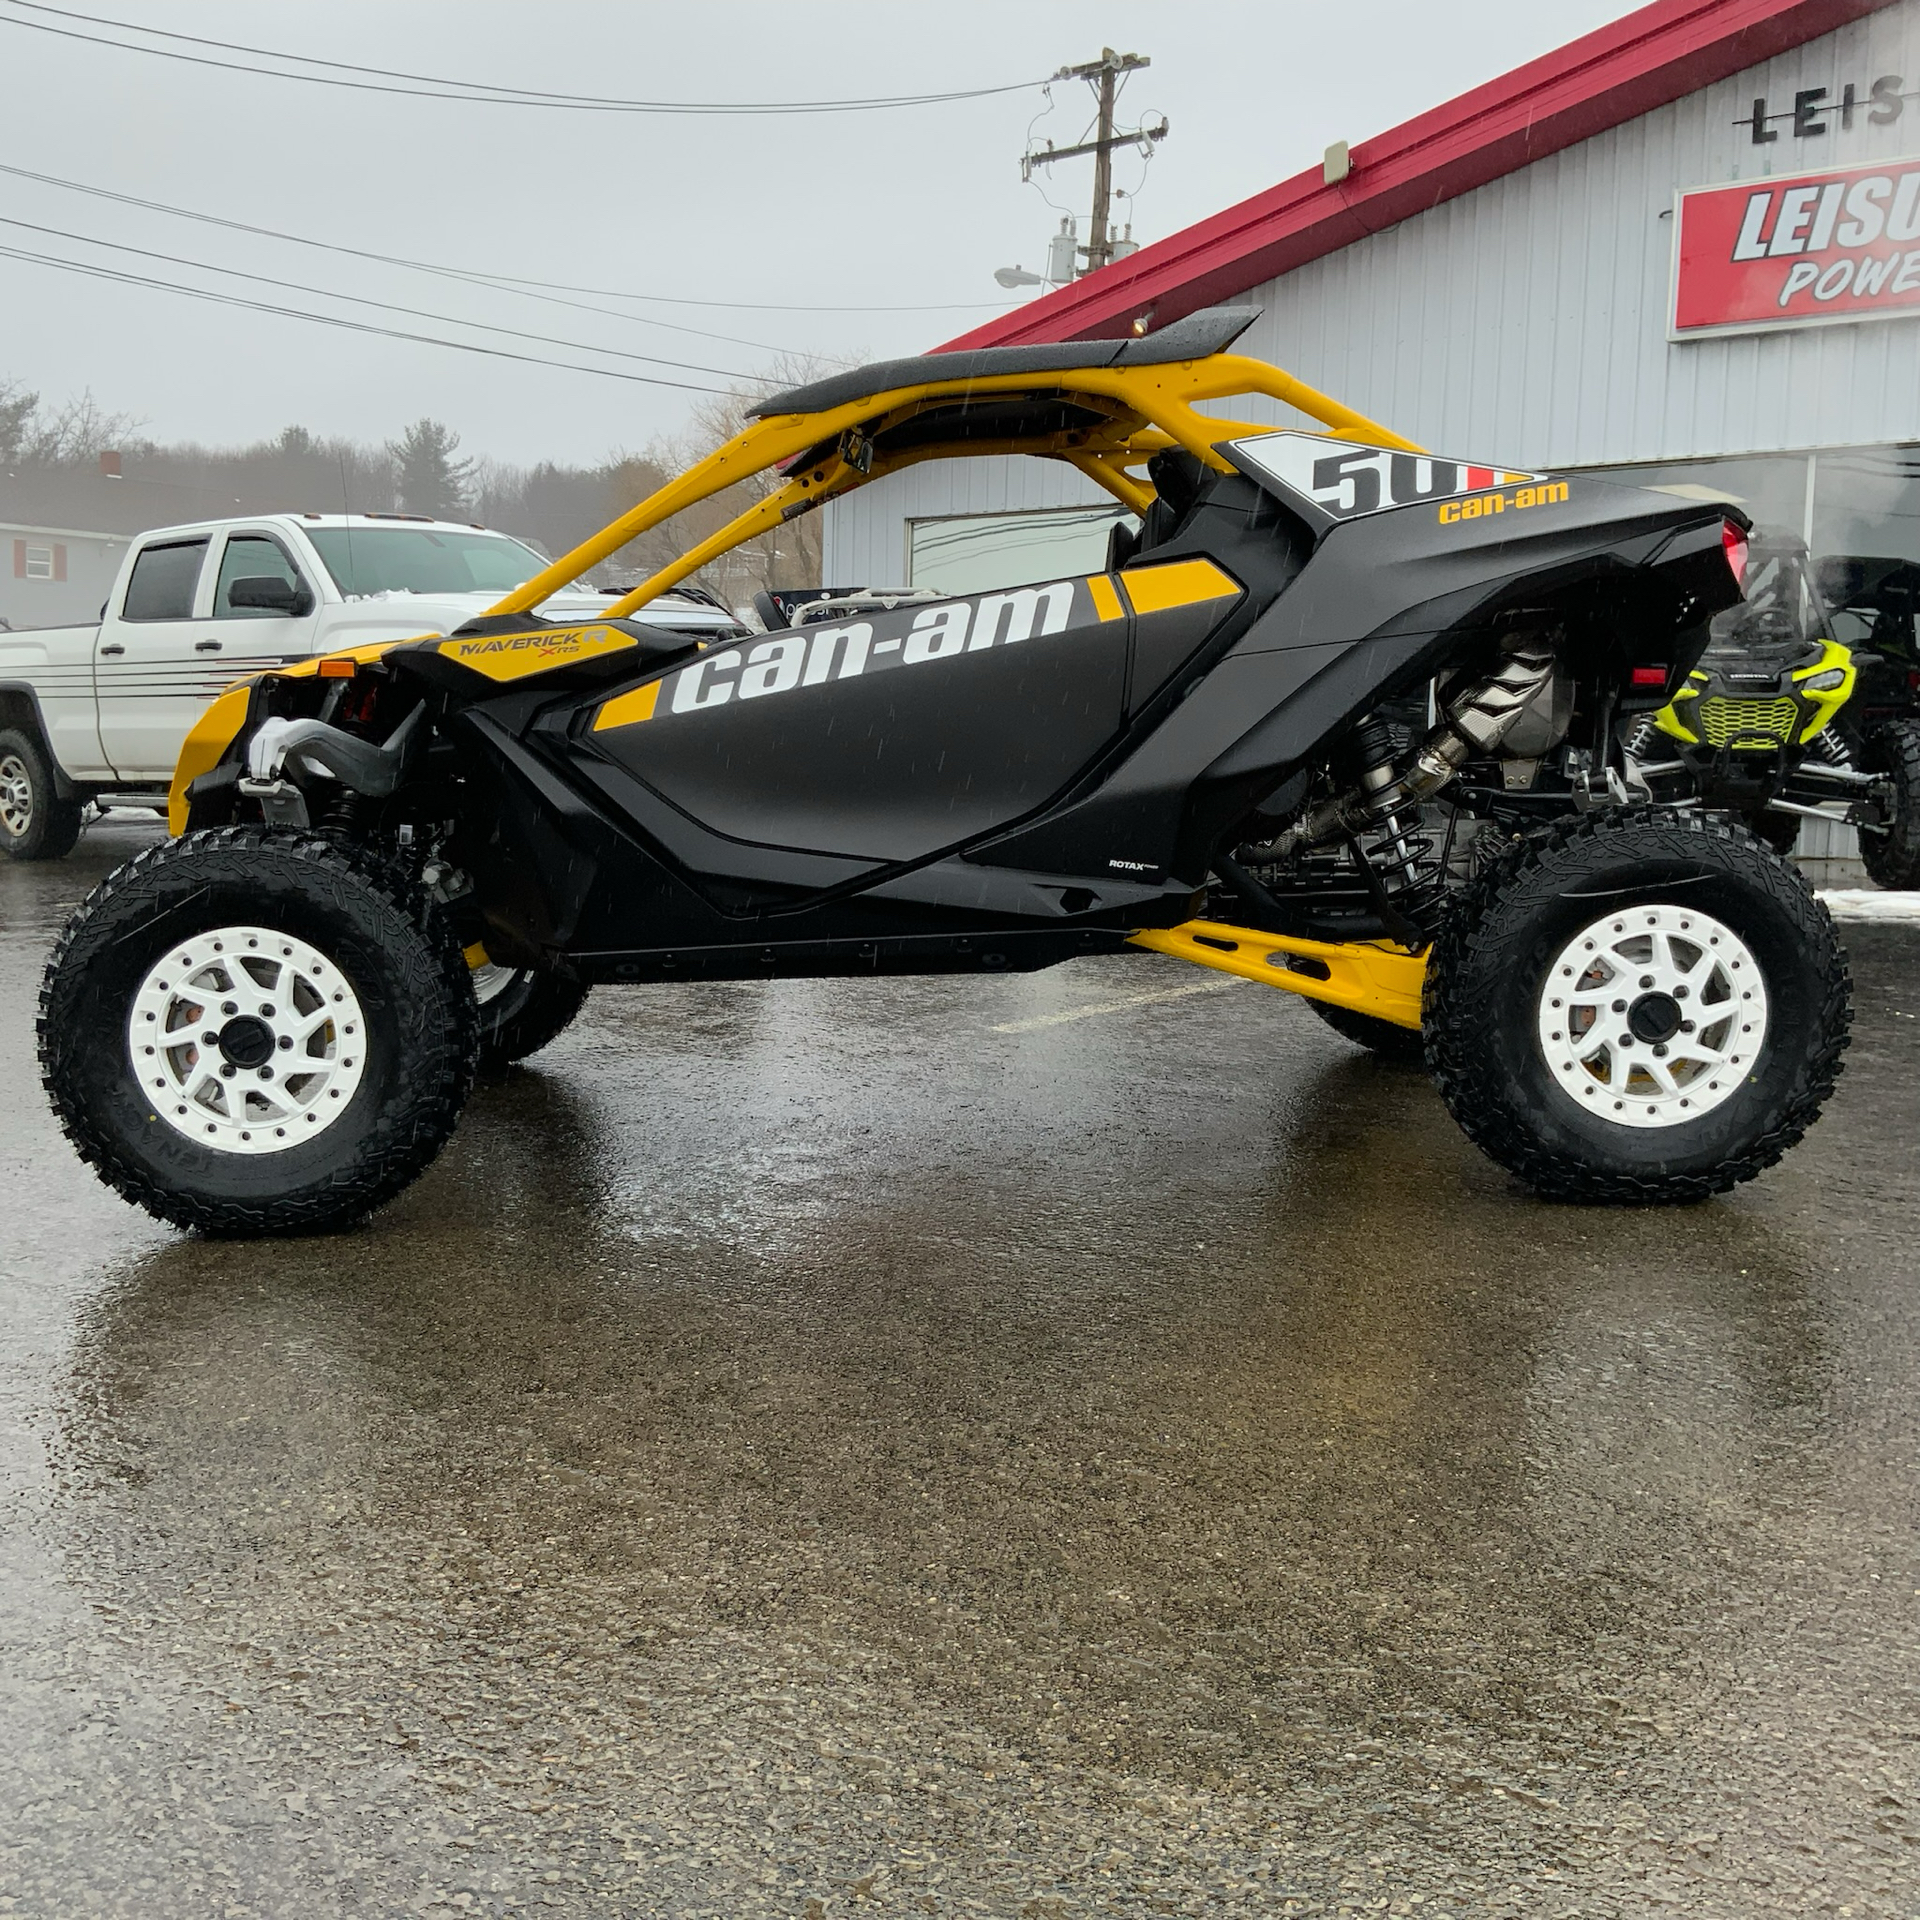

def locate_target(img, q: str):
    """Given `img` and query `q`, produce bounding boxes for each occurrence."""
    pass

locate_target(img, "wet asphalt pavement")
[2,818,1918,1919]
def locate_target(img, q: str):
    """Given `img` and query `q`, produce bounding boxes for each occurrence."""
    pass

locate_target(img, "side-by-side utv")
[38,308,1850,1234]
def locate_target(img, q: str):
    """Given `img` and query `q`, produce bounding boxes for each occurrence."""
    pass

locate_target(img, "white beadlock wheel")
[126,924,369,1155]
[1535,903,1768,1130]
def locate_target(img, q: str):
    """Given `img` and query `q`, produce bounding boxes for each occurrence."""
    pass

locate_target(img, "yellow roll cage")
[489,351,1418,624]
[471,338,1430,1029]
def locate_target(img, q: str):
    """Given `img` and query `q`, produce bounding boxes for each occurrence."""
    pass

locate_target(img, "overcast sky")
[0,0,1646,469]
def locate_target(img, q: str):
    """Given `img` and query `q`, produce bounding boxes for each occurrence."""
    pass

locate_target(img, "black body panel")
[587,577,1142,863]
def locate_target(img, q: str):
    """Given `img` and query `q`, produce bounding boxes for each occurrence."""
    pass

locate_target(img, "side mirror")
[228,574,313,616]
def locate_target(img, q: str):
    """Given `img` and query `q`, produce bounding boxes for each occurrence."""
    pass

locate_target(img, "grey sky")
[0,0,1645,468]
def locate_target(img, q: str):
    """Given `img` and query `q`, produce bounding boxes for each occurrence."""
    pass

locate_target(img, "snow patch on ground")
[1818,890,1920,922]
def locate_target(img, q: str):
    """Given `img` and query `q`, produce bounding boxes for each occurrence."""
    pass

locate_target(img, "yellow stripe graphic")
[594,679,662,731]
[1087,574,1125,622]
[1119,559,1241,615]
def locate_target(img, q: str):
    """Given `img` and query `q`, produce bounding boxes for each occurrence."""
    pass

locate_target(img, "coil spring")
[1345,716,1444,911]
[1808,726,1852,766]
[1626,714,1661,758]
[318,791,373,838]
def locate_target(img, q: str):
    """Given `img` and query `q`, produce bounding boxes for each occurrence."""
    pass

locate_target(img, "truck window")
[304,527,545,598]
[214,534,307,618]
[121,539,209,622]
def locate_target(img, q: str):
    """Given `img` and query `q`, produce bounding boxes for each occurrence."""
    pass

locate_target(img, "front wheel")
[1423,810,1849,1203]
[1305,996,1427,1064]
[39,827,478,1235]
[472,963,589,1073]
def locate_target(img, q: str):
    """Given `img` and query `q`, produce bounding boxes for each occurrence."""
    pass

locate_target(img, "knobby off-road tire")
[1859,717,1920,891]
[1423,809,1850,1204]
[472,965,590,1074]
[0,726,83,861]
[39,827,479,1235]
[1306,997,1428,1064]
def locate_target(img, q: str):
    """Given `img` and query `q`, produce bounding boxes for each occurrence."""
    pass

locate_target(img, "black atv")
[37,307,1850,1234]
[1452,530,1893,864]
[1818,554,1920,888]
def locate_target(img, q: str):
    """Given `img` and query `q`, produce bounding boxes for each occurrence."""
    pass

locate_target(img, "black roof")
[750,306,1262,418]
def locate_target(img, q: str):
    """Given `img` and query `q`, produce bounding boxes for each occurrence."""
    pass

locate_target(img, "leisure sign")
[1672,156,1920,338]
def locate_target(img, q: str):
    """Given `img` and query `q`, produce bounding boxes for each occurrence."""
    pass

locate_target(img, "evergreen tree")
[388,417,473,519]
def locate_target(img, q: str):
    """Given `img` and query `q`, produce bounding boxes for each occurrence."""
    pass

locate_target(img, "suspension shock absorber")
[1345,717,1438,908]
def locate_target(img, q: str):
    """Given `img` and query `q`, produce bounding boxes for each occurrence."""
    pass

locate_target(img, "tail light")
[1722,519,1749,588]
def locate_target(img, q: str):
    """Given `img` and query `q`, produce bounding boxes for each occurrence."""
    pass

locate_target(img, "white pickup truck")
[0,511,737,858]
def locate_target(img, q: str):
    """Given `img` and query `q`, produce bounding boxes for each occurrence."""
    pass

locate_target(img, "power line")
[0,159,797,355]
[0,243,730,393]
[0,155,1021,322]
[0,2,1045,116]
[0,212,778,383]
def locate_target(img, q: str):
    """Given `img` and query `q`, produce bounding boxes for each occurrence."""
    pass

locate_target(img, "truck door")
[97,531,317,780]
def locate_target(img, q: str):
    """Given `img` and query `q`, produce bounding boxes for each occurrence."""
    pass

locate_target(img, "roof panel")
[942,0,1900,352]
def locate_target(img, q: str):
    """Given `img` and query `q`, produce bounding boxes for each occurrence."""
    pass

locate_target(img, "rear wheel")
[1305,997,1426,1063]
[471,963,589,1072]
[39,827,478,1235]
[1859,717,1920,890]
[0,727,83,861]
[1423,810,1849,1203]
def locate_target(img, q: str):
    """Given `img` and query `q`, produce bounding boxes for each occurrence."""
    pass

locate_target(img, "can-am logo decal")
[1225,431,1547,522]
[1673,156,1920,337]
[594,579,1092,731]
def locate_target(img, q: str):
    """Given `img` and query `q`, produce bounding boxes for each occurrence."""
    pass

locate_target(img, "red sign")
[1672,156,1920,337]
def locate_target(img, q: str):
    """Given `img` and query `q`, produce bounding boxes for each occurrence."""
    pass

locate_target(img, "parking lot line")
[990,978,1243,1033]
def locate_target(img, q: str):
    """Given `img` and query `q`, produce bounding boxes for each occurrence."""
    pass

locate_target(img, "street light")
[994,264,1045,289]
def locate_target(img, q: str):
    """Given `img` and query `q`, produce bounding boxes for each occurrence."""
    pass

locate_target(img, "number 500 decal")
[1226,430,1551,522]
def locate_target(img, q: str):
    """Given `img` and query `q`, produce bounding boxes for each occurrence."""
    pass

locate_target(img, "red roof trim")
[941,0,1899,350]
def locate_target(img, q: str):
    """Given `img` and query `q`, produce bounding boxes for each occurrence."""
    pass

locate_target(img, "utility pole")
[1022,48,1167,276]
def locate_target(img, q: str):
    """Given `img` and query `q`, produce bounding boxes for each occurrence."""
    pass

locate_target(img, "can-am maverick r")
[38,308,1850,1234]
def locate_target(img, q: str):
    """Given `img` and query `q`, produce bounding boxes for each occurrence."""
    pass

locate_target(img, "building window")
[907,505,1134,597]
[11,540,67,582]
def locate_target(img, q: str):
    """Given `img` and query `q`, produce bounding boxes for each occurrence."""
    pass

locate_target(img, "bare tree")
[608,352,859,609]
[0,381,144,468]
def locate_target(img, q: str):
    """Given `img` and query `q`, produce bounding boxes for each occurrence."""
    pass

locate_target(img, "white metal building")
[822,0,1920,863]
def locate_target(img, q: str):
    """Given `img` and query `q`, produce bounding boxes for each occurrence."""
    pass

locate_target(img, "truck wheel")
[1423,810,1849,1204]
[1305,997,1427,1064]
[1859,717,1920,890]
[0,726,83,861]
[39,827,478,1236]
[471,963,589,1072]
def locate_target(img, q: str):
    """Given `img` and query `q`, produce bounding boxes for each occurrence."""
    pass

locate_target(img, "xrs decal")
[1226,431,1552,522]
[437,622,636,681]
[594,578,1093,732]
